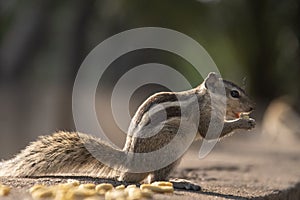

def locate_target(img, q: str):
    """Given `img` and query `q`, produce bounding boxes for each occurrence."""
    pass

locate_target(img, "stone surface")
[0,128,300,200]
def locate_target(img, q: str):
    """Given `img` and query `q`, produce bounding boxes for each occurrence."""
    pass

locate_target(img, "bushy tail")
[0,131,121,178]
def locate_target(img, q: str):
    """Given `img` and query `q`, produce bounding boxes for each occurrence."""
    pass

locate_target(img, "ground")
[0,126,300,200]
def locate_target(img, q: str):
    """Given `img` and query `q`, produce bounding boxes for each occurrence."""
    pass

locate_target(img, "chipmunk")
[0,72,255,190]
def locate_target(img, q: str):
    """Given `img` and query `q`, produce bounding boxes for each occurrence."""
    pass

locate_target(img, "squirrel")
[0,72,255,190]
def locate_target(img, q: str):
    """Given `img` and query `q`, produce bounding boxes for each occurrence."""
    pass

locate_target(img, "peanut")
[0,184,10,196]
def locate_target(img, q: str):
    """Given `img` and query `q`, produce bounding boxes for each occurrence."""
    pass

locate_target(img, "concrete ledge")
[0,131,300,200]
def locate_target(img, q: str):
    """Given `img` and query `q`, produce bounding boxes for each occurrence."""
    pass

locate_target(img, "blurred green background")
[0,0,299,158]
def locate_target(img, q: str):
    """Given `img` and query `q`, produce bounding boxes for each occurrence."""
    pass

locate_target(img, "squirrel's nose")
[248,101,256,112]
[248,106,254,112]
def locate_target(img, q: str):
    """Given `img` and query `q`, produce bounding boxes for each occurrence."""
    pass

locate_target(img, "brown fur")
[0,72,255,184]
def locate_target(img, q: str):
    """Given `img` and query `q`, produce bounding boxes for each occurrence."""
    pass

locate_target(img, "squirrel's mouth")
[228,111,252,120]
[237,112,251,119]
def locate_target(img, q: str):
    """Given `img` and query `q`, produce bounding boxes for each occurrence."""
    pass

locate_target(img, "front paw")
[240,118,256,130]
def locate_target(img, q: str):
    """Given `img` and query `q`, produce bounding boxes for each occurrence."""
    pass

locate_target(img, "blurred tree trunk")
[293,2,300,113]
[56,0,96,130]
[0,0,53,83]
[248,0,278,101]
[0,0,54,148]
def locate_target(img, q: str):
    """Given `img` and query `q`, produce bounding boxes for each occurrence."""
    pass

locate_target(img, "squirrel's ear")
[204,72,221,90]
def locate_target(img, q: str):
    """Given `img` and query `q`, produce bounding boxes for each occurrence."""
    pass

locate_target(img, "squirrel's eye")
[230,90,240,98]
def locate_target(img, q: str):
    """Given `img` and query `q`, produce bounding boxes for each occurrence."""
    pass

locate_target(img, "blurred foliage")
[0,0,300,112]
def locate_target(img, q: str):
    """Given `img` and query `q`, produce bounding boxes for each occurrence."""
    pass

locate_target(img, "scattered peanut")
[67,179,80,186]
[126,184,137,189]
[0,184,10,196]
[97,189,109,196]
[105,189,127,200]
[29,184,45,194]
[151,181,173,187]
[115,185,126,190]
[57,183,75,190]
[140,184,173,193]
[140,189,153,198]
[31,188,54,199]
[73,188,97,198]
[84,197,102,200]
[126,187,142,200]
[79,183,96,190]
[95,183,113,192]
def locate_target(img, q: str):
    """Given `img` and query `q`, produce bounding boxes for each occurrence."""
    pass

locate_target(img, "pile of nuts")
[28,180,174,200]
